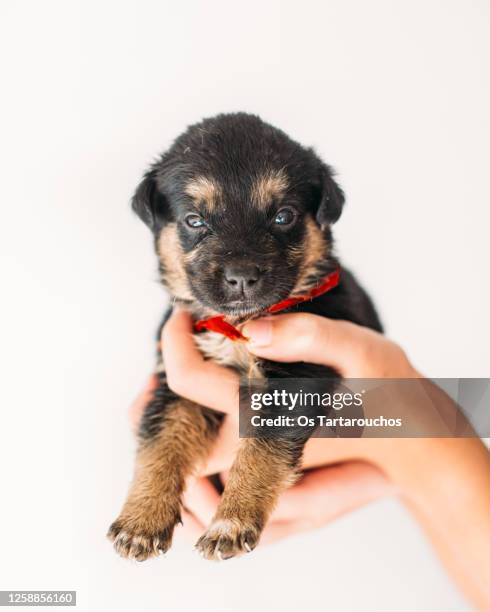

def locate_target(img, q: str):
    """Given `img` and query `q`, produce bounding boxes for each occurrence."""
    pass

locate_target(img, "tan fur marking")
[108,399,216,560]
[196,438,298,560]
[185,176,221,210]
[251,169,288,208]
[158,223,194,300]
[291,215,329,295]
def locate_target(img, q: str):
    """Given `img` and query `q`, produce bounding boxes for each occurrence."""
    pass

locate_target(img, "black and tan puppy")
[108,113,382,561]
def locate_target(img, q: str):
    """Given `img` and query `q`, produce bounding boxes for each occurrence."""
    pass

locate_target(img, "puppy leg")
[108,389,220,561]
[195,437,303,560]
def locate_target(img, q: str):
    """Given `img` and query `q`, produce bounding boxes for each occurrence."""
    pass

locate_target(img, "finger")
[162,309,240,414]
[301,437,373,469]
[261,463,391,545]
[199,421,371,479]
[200,422,373,477]
[183,477,221,526]
[260,520,304,545]
[202,432,379,479]
[242,314,379,377]
[128,374,159,431]
[270,462,391,524]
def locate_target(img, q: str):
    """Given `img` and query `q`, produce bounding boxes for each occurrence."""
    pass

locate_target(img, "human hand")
[129,310,490,608]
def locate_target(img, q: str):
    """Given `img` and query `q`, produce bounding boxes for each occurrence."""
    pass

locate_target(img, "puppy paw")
[195,518,260,561]
[107,510,180,561]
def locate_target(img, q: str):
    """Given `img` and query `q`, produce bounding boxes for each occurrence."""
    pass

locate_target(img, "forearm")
[302,435,490,607]
[370,438,490,609]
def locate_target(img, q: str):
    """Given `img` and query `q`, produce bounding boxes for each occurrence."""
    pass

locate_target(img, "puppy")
[108,113,382,561]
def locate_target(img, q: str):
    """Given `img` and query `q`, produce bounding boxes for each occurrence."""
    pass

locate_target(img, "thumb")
[242,313,375,377]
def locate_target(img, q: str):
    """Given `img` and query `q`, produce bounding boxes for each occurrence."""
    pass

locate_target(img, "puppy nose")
[224,263,262,294]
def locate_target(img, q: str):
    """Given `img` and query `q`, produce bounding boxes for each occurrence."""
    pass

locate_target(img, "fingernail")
[242,319,272,347]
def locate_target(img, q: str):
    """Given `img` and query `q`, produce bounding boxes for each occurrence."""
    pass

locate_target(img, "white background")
[1,1,489,611]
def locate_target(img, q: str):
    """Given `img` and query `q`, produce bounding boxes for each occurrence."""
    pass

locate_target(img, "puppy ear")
[315,164,345,227]
[131,170,167,230]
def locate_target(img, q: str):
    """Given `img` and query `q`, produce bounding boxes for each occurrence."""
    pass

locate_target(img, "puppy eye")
[274,207,296,226]
[185,213,207,229]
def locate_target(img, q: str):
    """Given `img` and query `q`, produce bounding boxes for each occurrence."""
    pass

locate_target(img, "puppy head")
[132,113,344,317]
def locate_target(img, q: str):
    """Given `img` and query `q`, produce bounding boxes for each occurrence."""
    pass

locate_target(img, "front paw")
[107,509,180,561]
[195,518,261,561]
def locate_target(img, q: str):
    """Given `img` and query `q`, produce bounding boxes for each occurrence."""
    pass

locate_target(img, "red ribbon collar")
[194,268,340,341]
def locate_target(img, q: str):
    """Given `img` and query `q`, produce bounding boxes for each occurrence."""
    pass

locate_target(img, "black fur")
[132,113,354,317]
[129,112,382,558]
